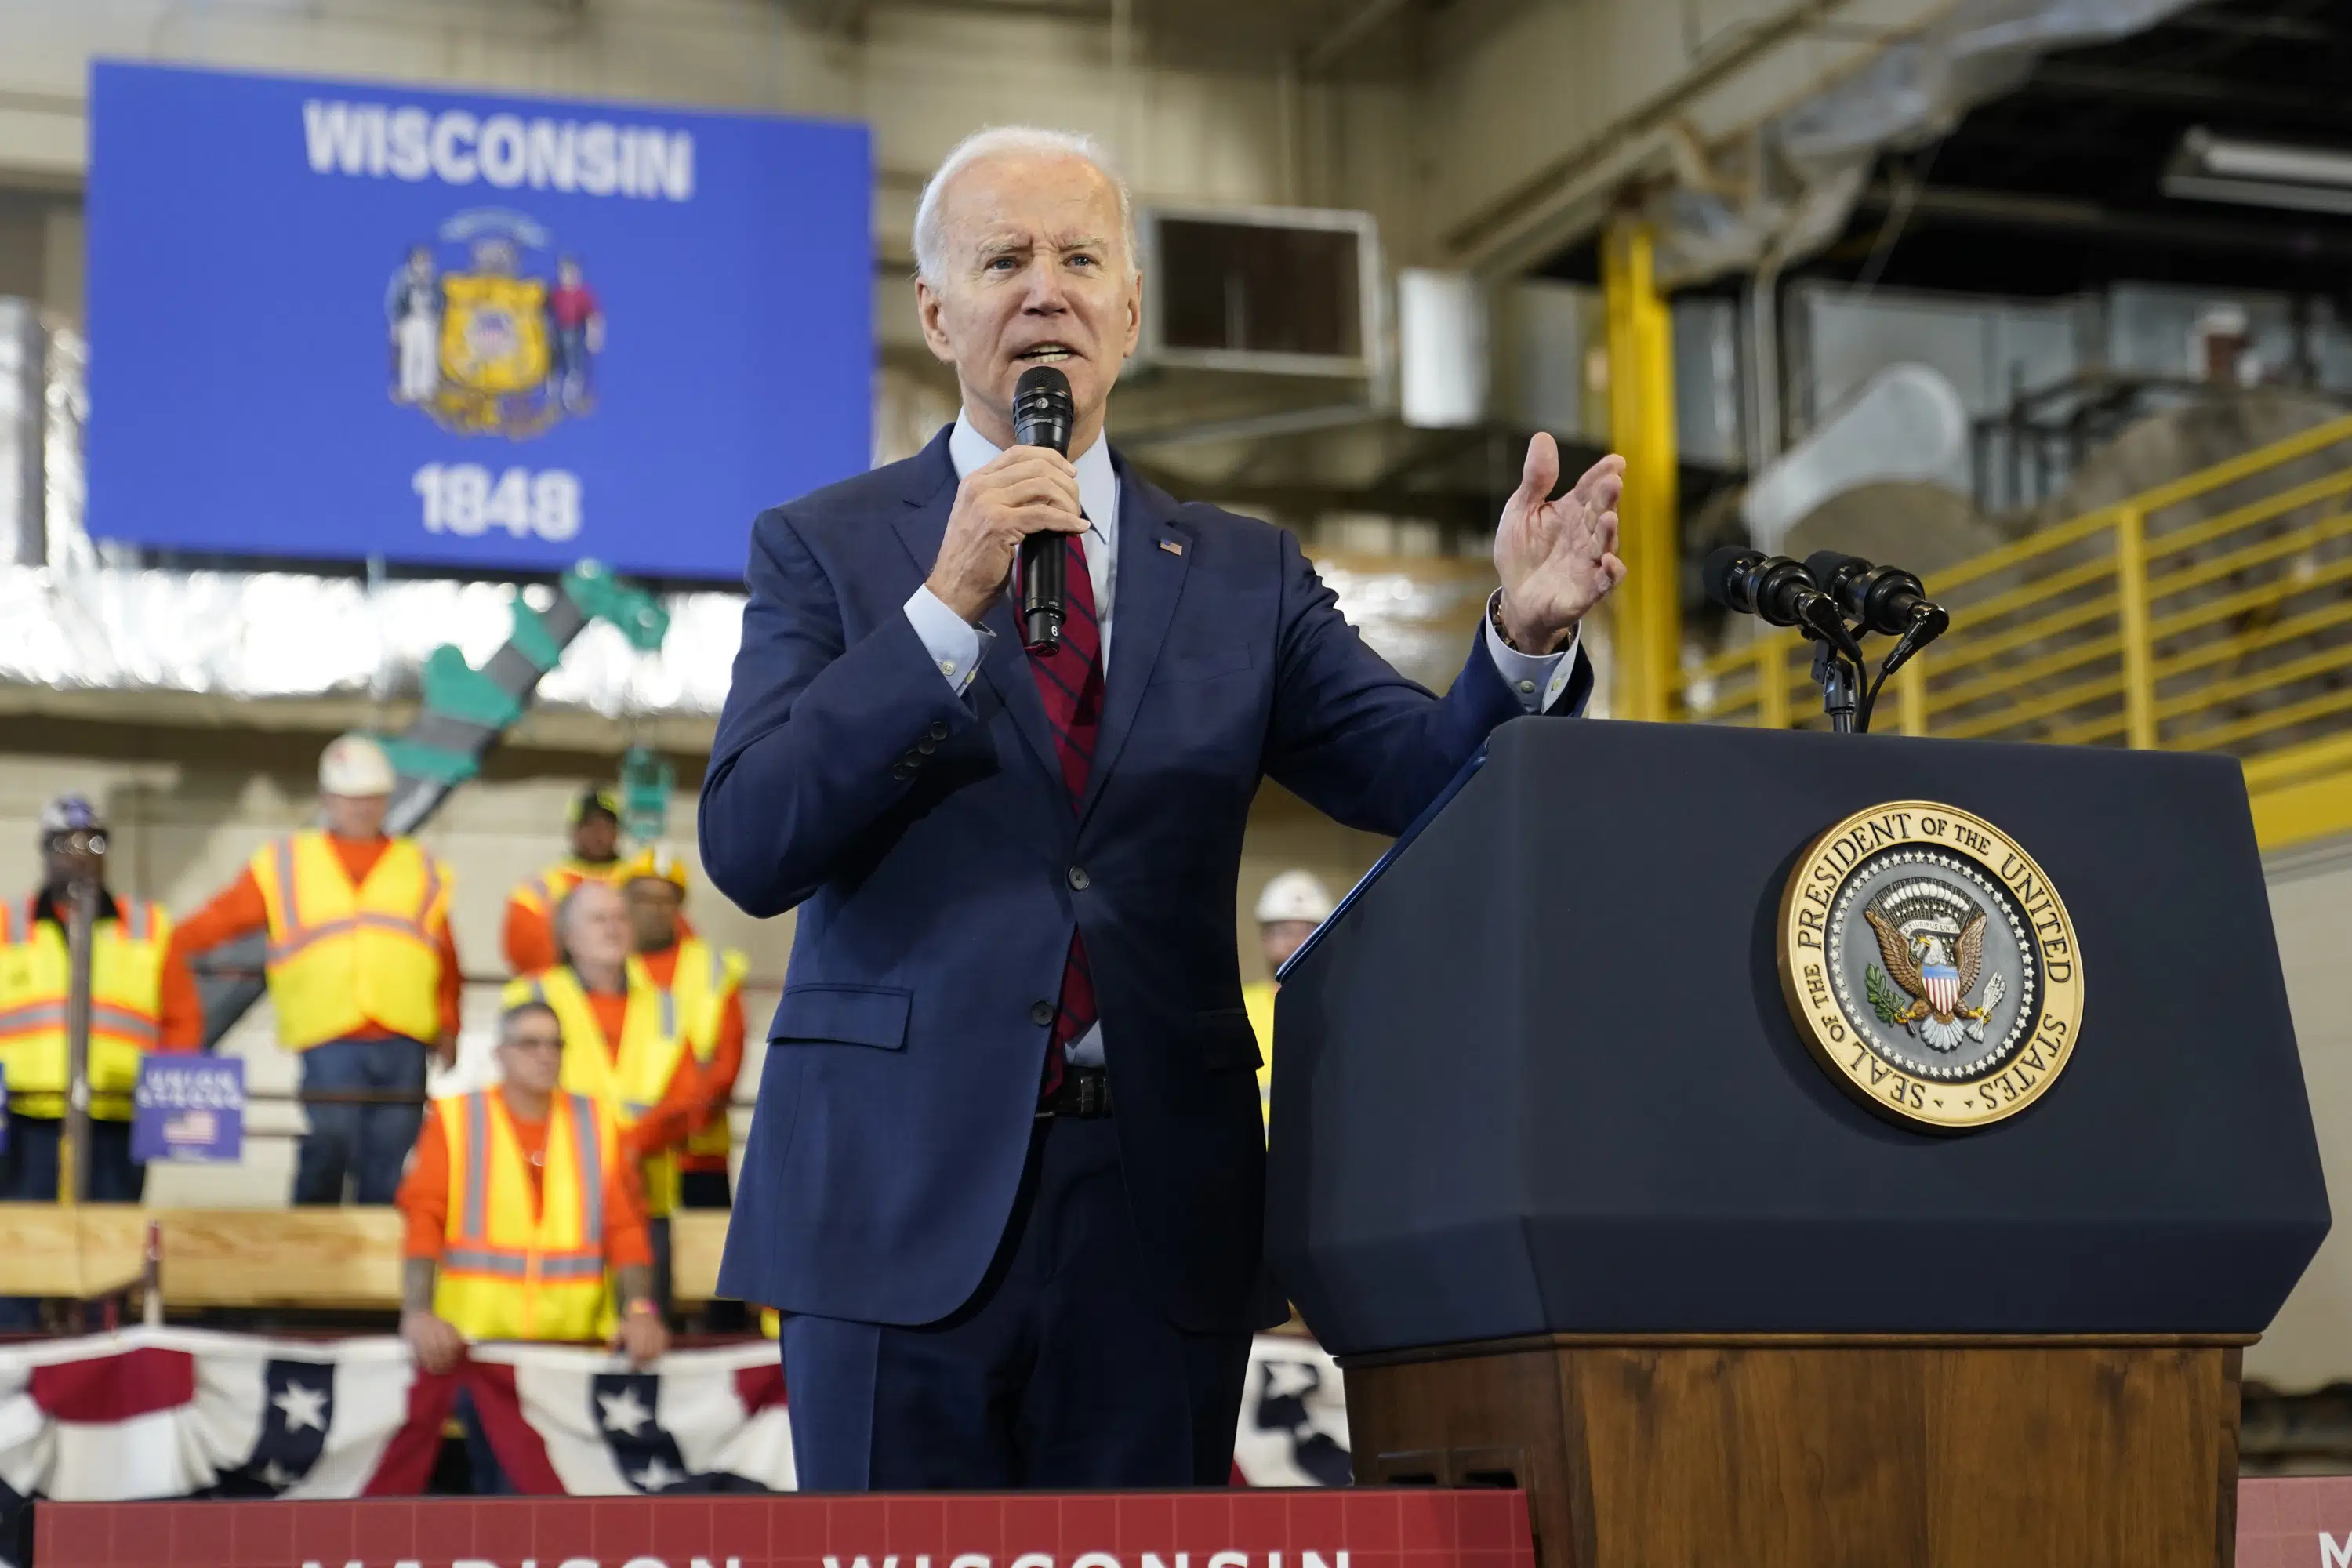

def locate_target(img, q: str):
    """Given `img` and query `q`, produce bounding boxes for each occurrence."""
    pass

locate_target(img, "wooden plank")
[0,1205,741,1308]
[0,1205,145,1298]
[158,1209,407,1308]
[670,1212,731,1304]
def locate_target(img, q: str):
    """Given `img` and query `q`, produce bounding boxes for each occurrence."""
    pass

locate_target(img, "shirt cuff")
[1483,590,1580,713]
[904,584,991,696]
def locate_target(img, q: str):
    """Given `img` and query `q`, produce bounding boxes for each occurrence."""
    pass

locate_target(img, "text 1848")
[413,463,583,542]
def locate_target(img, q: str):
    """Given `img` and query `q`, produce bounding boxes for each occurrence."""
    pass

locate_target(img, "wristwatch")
[625,1298,660,1319]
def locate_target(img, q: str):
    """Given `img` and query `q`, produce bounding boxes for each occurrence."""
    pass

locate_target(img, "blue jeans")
[0,1116,144,1329]
[295,1036,427,1206]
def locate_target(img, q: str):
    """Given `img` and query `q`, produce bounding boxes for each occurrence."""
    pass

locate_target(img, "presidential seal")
[1777,801,2083,1132]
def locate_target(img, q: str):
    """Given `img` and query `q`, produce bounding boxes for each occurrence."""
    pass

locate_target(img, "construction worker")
[503,878,731,1314]
[619,848,748,1215]
[174,733,460,1206]
[1240,869,1336,1131]
[397,999,667,1493]
[619,848,750,1328]
[0,797,204,1212]
[500,787,628,976]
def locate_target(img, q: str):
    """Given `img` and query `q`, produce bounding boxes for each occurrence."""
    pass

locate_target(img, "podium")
[1266,720,2330,1568]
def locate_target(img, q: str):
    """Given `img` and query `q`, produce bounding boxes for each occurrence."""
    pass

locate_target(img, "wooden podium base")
[1341,1334,2252,1568]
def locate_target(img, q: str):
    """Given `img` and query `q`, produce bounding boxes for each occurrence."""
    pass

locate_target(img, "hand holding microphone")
[925,366,1087,631]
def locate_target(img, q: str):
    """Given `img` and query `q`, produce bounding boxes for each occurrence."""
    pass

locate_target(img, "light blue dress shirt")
[902,411,1581,1064]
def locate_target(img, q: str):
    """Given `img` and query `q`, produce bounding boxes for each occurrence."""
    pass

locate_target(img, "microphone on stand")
[1702,546,1871,676]
[1804,550,1951,641]
[1700,548,1849,648]
[1012,365,1076,652]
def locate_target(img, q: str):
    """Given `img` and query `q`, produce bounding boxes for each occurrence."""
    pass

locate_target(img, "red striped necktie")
[1025,533,1102,1095]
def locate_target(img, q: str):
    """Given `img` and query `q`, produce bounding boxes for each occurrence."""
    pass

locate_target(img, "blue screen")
[85,60,871,583]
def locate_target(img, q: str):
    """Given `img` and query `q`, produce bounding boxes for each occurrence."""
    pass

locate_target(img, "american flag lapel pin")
[1160,538,1185,556]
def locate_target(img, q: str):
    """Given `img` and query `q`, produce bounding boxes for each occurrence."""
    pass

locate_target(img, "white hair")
[912,125,1138,286]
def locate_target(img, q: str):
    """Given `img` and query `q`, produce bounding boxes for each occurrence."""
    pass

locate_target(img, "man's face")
[624,877,682,952]
[562,882,632,972]
[917,151,1142,452]
[1260,919,1319,975]
[497,1012,565,1095]
[572,812,619,863]
[323,793,389,840]
[41,836,103,891]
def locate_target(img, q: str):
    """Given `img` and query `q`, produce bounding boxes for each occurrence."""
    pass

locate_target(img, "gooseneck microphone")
[1804,550,1951,641]
[1012,365,1076,653]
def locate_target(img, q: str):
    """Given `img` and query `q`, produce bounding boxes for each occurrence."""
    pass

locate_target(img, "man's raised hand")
[1493,434,1628,653]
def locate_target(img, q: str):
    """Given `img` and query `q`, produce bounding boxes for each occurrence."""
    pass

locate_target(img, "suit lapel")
[888,426,1064,796]
[1079,458,1194,829]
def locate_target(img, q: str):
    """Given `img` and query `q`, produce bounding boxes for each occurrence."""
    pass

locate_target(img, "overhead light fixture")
[2165,127,2352,216]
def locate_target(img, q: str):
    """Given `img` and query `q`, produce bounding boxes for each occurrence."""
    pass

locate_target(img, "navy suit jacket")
[702,426,1592,1334]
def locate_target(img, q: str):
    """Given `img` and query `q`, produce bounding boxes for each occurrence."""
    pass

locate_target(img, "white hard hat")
[1255,869,1335,926]
[319,732,396,797]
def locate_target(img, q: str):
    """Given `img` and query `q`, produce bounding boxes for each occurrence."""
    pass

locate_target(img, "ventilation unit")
[1138,205,1384,379]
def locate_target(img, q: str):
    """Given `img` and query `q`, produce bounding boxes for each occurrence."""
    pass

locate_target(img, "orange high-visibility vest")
[251,832,448,1050]
[432,1087,619,1342]
[0,895,172,1120]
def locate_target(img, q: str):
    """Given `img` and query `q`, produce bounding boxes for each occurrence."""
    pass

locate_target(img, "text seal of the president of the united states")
[1777,800,2084,1132]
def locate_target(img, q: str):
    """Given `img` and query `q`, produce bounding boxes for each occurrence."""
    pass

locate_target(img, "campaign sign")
[131,1056,245,1163]
[85,60,872,582]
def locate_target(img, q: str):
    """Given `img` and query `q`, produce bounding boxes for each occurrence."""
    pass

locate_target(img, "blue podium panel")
[1268,720,2330,1353]
[85,60,871,583]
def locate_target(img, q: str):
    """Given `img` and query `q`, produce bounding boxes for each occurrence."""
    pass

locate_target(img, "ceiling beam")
[2027,63,2352,128]
[1853,180,2352,260]
[2162,9,2344,45]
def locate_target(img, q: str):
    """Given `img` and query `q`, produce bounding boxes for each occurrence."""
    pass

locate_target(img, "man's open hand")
[401,1307,466,1375]
[926,446,1087,626]
[1493,434,1627,652]
[614,1306,670,1369]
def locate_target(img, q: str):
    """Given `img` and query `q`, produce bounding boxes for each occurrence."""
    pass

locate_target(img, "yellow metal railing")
[1676,412,2352,851]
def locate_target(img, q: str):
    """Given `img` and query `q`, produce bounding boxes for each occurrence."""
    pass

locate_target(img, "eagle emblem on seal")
[1863,880,2009,1052]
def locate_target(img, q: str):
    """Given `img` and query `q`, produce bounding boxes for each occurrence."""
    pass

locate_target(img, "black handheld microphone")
[1012,365,1076,652]
[1804,550,1951,641]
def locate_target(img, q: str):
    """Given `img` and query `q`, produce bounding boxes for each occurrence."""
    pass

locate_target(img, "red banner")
[42,1478,2352,1567]
[2240,1477,2352,1567]
[35,1486,1534,1568]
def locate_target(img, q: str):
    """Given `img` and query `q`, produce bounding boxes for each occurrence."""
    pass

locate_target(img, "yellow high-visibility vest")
[0,895,172,1121]
[431,1087,619,1342]
[503,938,742,1218]
[1243,978,1277,1134]
[252,833,449,1051]
[675,941,749,1172]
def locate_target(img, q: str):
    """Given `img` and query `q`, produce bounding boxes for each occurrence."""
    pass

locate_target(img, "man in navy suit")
[701,125,1627,1490]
